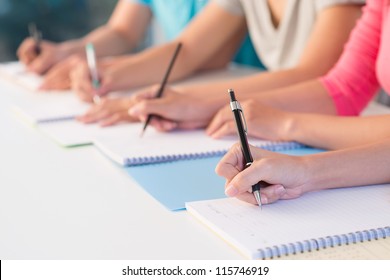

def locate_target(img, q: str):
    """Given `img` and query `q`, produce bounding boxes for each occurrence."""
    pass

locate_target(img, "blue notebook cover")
[126,147,324,211]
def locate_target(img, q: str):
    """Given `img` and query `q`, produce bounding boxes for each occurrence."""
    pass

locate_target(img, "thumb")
[29,54,52,74]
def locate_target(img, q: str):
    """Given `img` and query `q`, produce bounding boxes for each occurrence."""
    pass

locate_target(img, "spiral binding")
[257,226,390,259]
[37,116,75,124]
[125,141,305,166]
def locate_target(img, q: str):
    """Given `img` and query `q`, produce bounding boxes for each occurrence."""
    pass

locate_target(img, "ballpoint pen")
[228,88,270,208]
[140,42,182,137]
[28,22,42,55]
[85,43,101,104]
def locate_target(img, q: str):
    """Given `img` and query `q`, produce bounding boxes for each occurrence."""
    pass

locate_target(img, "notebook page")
[93,123,293,166]
[0,62,89,123]
[0,61,52,91]
[38,121,134,147]
[12,94,90,124]
[186,184,390,259]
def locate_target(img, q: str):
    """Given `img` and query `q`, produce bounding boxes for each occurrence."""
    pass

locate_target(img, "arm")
[17,0,151,74]
[176,4,363,102]
[126,4,363,126]
[71,2,247,98]
[79,0,152,57]
[207,99,390,150]
[216,140,390,205]
[251,0,382,116]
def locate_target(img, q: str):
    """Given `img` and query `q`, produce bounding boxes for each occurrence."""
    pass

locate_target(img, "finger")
[209,121,236,139]
[176,120,207,130]
[78,98,112,123]
[260,184,287,204]
[148,118,177,132]
[83,108,111,123]
[40,59,74,90]
[215,143,244,181]
[234,193,259,205]
[206,106,232,136]
[128,98,168,119]
[77,104,102,123]
[17,39,38,65]
[225,160,269,197]
[71,67,95,102]
[28,53,53,74]
[100,113,122,127]
[40,73,70,90]
[95,72,114,97]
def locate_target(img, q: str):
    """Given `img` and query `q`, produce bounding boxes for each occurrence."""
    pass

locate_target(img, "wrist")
[58,40,85,58]
[298,156,319,194]
[279,112,299,141]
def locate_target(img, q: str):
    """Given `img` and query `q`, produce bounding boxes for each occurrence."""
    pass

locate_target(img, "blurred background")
[0,0,388,104]
[0,0,117,62]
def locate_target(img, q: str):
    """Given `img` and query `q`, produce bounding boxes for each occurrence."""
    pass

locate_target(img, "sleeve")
[315,0,366,12]
[319,0,382,116]
[213,0,244,15]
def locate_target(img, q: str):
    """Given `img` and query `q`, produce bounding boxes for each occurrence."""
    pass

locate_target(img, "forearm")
[285,113,390,150]
[253,80,336,114]
[113,41,205,89]
[304,139,390,192]
[176,71,335,117]
[81,26,137,57]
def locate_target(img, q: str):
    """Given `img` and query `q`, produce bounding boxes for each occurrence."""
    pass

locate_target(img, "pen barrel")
[232,109,253,164]
[252,181,271,193]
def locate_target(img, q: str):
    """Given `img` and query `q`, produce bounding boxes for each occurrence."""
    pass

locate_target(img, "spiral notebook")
[186,184,390,259]
[12,95,90,125]
[93,123,303,166]
[0,61,55,91]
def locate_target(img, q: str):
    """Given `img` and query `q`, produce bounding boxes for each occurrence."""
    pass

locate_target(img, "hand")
[215,143,312,205]
[17,38,74,75]
[77,97,138,126]
[70,57,133,103]
[39,54,83,90]
[207,99,294,141]
[128,86,220,132]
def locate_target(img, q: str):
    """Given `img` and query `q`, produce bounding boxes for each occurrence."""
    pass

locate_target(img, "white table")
[1,73,390,260]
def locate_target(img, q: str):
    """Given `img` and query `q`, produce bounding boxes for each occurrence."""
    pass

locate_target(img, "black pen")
[140,42,182,137]
[28,22,42,55]
[228,89,270,208]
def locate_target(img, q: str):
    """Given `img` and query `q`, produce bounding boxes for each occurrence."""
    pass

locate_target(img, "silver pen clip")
[231,101,248,134]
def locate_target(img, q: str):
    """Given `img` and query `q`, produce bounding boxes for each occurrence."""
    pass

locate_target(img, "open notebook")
[38,121,135,147]
[0,62,90,123]
[186,184,390,259]
[0,61,47,91]
[93,123,303,166]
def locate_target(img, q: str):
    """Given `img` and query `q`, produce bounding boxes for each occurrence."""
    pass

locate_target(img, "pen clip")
[239,108,248,134]
[231,101,248,134]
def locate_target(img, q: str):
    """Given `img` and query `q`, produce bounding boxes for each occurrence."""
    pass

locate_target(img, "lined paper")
[186,184,390,259]
[93,123,300,166]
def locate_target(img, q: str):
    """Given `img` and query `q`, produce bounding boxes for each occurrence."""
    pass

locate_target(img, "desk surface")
[1,73,390,260]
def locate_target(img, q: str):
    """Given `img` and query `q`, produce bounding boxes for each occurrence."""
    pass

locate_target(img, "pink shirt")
[321,0,390,115]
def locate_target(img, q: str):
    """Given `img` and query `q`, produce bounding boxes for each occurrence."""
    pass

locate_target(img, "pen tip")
[254,191,262,209]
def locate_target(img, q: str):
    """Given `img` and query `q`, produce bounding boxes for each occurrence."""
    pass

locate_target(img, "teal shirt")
[131,0,264,69]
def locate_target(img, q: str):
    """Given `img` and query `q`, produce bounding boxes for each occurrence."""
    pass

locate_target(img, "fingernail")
[225,184,238,197]
[275,185,286,196]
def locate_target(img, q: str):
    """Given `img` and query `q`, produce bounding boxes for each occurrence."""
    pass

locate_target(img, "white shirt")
[214,0,365,70]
